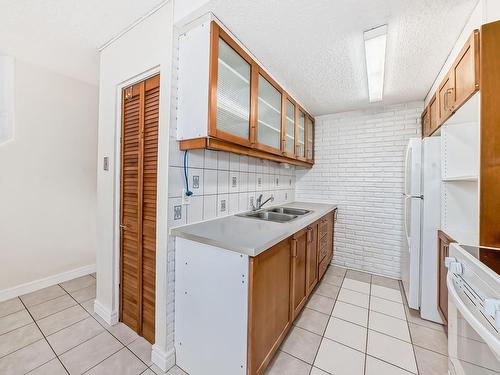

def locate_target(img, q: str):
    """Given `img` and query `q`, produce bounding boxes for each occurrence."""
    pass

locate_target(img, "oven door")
[447,273,500,375]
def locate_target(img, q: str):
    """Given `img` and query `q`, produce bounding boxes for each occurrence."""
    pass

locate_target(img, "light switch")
[103,157,109,171]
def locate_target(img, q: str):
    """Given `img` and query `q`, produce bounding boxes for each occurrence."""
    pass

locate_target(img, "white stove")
[446,243,500,374]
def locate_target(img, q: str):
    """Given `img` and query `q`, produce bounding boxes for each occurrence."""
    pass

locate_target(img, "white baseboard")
[151,345,175,372]
[94,300,118,326]
[0,264,96,302]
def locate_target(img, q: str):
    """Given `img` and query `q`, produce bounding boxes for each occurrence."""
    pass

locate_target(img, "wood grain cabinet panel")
[429,95,438,134]
[438,73,455,125]
[305,224,319,296]
[291,228,308,319]
[437,230,455,325]
[248,238,292,375]
[421,108,430,138]
[177,20,314,168]
[452,30,480,112]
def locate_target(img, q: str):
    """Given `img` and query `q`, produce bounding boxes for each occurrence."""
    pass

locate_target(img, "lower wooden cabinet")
[305,225,319,296]
[251,210,335,374]
[174,209,336,375]
[437,230,455,325]
[248,238,292,375]
[291,228,308,319]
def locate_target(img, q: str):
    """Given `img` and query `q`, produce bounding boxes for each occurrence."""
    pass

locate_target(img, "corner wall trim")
[151,345,175,371]
[94,300,119,326]
[0,264,96,302]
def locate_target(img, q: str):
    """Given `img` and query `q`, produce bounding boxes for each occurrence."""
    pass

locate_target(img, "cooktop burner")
[461,245,500,275]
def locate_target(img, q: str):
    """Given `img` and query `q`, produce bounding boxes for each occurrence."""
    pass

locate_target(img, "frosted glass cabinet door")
[216,38,251,141]
[306,116,313,161]
[296,110,305,158]
[284,99,295,155]
[257,74,282,151]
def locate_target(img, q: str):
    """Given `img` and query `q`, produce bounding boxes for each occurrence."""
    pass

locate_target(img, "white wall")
[425,0,500,105]
[95,1,174,370]
[0,59,98,297]
[296,102,423,279]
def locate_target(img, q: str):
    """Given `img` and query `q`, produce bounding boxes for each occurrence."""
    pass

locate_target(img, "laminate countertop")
[170,201,337,257]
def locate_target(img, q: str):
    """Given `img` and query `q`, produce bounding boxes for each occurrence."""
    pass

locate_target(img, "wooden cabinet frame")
[305,114,315,163]
[295,106,307,162]
[421,30,480,136]
[208,22,256,148]
[254,67,284,156]
[180,20,315,168]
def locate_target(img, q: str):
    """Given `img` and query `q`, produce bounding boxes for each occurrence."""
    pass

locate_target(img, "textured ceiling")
[0,0,165,84]
[211,0,478,115]
[0,0,478,112]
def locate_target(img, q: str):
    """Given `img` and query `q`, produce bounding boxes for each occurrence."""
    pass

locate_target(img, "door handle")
[120,224,128,230]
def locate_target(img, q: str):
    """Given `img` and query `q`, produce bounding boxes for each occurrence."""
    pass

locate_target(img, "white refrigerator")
[402,137,442,323]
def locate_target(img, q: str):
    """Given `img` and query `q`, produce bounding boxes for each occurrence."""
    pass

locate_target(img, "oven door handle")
[447,273,500,358]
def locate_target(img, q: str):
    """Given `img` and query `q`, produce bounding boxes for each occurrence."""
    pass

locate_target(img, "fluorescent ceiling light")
[364,25,387,103]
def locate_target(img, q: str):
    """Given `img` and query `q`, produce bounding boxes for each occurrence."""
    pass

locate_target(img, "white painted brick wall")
[296,102,423,279]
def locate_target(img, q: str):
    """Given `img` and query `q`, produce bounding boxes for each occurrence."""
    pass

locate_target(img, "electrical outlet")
[257,178,262,187]
[220,199,226,212]
[174,205,182,220]
[192,175,199,189]
[182,188,191,204]
[232,176,237,187]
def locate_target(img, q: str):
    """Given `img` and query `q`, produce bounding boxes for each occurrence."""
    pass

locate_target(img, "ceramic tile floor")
[266,266,449,375]
[0,273,185,375]
[0,267,448,375]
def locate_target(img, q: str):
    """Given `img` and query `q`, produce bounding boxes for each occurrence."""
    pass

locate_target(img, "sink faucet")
[252,194,274,211]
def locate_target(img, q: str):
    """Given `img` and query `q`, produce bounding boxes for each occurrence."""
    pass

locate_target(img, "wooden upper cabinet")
[421,108,430,138]
[438,72,455,124]
[421,29,479,137]
[429,95,438,134]
[305,116,314,163]
[209,24,254,147]
[452,30,480,112]
[248,238,292,375]
[255,70,283,155]
[283,97,296,158]
[295,109,306,160]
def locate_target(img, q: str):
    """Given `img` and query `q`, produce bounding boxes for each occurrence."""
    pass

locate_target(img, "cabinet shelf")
[258,97,280,115]
[258,119,280,133]
[442,175,478,182]
[218,58,249,85]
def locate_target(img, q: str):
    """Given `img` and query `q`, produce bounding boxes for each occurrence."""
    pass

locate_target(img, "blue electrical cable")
[183,150,193,197]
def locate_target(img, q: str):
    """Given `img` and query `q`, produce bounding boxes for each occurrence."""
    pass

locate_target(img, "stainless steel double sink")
[237,206,311,223]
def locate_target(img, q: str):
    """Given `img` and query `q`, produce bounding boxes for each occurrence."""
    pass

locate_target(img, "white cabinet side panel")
[177,22,210,140]
[175,238,248,375]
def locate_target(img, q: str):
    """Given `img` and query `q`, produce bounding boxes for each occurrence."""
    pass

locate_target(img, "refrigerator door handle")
[404,195,411,247]
[402,193,424,199]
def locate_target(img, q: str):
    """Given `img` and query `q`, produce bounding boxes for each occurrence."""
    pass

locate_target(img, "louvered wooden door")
[120,74,160,344]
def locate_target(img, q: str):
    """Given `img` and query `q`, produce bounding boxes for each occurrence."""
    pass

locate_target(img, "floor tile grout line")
[401,279,420,375]
[0,305,26,320]
[363,277,372,375]
[366,353,418,375]
[80,346,136,375]
[20,289,69,309]
[308,267,347,374]
[69,291,155,370]
[17,296,71,375]
[58,277,156,373]
[0,319,34,338]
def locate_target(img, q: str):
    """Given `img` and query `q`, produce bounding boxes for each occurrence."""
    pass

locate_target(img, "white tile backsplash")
[169,149,296,226]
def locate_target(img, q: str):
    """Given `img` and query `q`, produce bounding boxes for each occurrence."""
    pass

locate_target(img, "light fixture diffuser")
[364,25,387,103]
